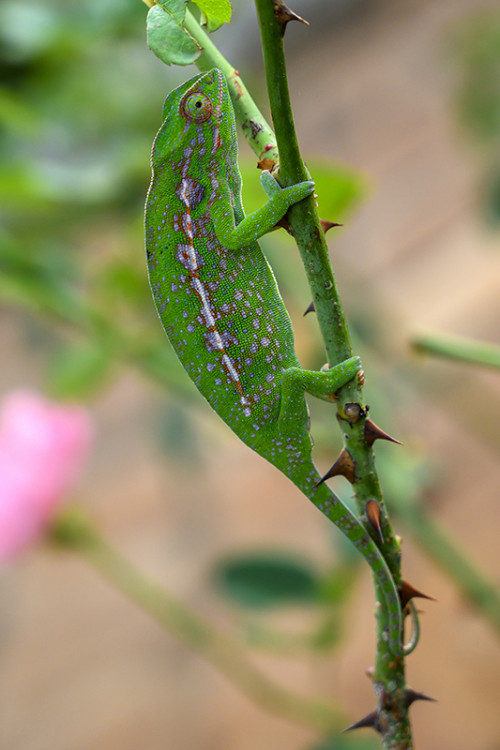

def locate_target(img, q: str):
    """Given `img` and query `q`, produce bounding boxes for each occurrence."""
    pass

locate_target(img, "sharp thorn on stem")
[399,580,437,609]
[273,1,309,35]
[343,710,379,733]
[364,418,402,447]
[314,448,355,486]
[366,499,384,543]
[320,219,343,234]
[303,301,315,316]
[405,689,437,707]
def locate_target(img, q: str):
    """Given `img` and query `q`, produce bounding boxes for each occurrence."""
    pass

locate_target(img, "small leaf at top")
[147,1,200,67]
[192,0,232,32]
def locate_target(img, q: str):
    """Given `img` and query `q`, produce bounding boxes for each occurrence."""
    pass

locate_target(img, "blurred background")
[1,0,500,748]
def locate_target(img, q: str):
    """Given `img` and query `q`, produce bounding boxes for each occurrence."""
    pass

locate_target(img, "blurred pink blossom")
[0,391,92,560]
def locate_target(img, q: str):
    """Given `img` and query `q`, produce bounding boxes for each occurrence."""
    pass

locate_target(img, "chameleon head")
[152,68,236,167]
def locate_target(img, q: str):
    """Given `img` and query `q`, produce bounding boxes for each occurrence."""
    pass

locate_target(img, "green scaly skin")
[145,69,402,654]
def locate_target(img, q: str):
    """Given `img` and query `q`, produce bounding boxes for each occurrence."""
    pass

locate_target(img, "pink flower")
[0,391,92,560]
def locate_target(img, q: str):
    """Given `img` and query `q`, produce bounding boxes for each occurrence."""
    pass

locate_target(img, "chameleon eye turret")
[180,91,214,122]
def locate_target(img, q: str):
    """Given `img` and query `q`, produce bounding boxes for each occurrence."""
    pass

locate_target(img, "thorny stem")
[254,0,411,746]
[50,509,344,733]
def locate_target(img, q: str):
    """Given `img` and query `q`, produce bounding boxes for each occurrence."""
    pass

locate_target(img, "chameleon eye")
[180,91,213,123]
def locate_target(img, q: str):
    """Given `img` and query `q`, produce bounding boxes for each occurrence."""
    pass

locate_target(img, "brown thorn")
[366,500,384,544]
[405,689,437,707]
[314,447,355,487]
[303,301,315,316]
[343,710,379,734]
[320,219,343,234]
[364,418,402,447]
[399,580,437,610]
[273,1,309,35]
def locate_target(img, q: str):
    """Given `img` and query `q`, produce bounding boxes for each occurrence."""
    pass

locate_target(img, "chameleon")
[145,68,402,653]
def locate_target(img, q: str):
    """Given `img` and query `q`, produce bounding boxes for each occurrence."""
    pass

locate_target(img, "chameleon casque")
[145,68,402,652]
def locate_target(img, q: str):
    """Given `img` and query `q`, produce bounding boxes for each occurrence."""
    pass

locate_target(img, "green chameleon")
[145,68,402,653]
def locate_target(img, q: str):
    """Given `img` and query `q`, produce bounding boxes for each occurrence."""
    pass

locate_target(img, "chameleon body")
[145,69,401,652]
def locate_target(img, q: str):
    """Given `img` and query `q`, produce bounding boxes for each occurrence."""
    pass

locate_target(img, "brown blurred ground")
[1,0,500,749]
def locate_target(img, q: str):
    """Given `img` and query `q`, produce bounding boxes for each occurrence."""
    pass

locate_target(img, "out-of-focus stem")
[413,332,500,369]
[50,509,344,733]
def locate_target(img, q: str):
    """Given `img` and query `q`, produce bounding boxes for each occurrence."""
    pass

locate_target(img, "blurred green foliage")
[0,0,176,399]
[449,12,500,224]
[310,735,380,750]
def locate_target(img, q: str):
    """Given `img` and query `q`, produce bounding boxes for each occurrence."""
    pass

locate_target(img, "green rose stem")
[50,508,343,733]
[254,0,412,746]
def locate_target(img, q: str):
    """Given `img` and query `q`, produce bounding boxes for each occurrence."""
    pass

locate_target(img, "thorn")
[343,710,379,733]
[273,1,309,35]
[303,301,315,316]
[365,666,375,681]
[364,418,402,447]
[314,447,355,486]
[399,580,437,610]
[405,689,437,707]
[366,500,384,543]
[320,219,343,234]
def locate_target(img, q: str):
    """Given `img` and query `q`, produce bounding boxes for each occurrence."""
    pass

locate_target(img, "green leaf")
[192,0,232,32]
[147,2,200,67]
[308,160,367,220]
[47,341,114,399]
[213,551,321,609]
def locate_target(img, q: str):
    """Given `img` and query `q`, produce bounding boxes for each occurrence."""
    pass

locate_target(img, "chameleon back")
[145,69,301,451]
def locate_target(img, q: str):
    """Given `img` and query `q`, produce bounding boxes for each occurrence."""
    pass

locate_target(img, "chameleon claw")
[315,447,355,486]
[357,369,366,387]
